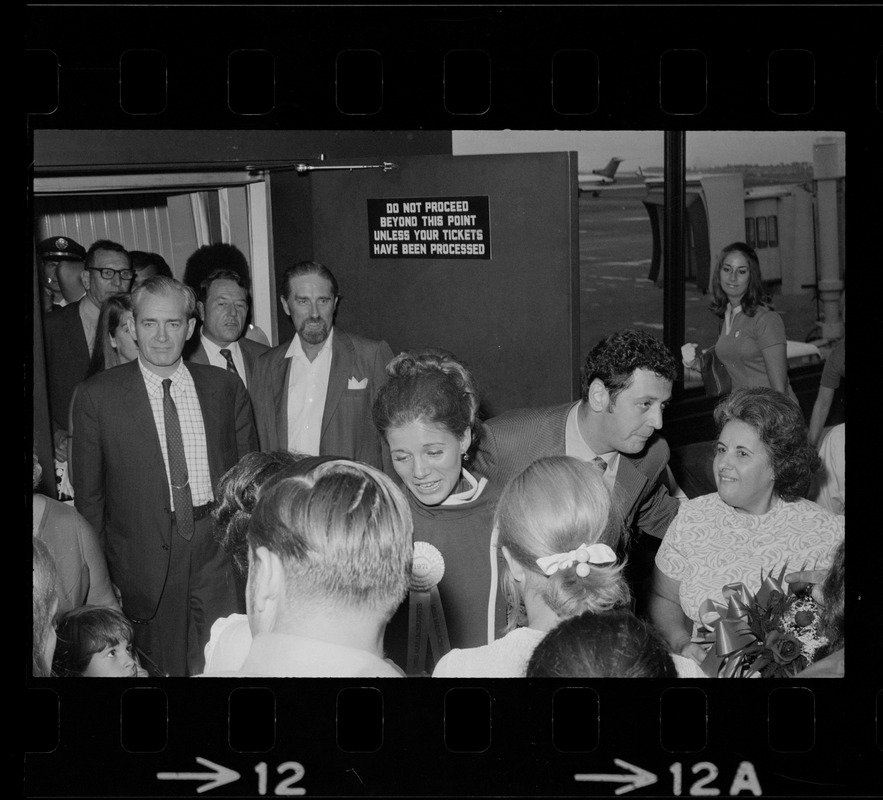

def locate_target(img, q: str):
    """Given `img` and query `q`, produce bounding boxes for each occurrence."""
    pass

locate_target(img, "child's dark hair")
[526,609,677,678]
[52,606,136,677]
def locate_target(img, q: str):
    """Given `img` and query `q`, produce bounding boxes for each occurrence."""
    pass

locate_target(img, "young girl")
[52,606,148,677]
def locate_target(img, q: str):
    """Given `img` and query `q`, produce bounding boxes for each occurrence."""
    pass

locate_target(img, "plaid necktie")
[220,348,240,379]
[592,456,608,473]
[162,378,194,541]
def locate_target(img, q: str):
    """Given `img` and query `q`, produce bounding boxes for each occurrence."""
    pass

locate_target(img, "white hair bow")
[535,543,617,577]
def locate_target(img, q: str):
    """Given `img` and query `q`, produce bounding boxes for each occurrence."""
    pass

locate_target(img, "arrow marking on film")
[157,757,241,794]
[574,759,658,795]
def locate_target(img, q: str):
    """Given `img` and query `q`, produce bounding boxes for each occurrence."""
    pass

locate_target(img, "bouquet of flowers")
[696,565,828,678]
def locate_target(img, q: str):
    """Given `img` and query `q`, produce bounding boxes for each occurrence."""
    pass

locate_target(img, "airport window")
[768,215,778,247]
[745,217,756,247]
[756,216,768,248]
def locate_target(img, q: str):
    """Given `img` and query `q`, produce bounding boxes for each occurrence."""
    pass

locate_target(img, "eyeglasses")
[87,267,135,281]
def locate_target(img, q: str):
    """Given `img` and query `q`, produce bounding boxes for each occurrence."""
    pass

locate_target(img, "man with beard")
[250,261,394,472]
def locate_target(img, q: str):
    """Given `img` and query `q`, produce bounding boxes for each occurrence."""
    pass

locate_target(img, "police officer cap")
[37,236,87,261]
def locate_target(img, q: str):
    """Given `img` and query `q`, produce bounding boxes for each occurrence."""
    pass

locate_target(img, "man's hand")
[785,569,828,604]
[53,428,69,463]
[679,642,708,666]
[680,343,699,370]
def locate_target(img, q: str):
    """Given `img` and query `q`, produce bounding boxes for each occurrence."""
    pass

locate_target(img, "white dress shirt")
[564,402,620,490]
[285,328,334,455]
[199,333,248,387]
[78,295,101,355]
[138,358,213,506]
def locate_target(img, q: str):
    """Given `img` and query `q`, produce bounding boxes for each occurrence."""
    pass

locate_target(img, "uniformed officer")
[37,235,87,313]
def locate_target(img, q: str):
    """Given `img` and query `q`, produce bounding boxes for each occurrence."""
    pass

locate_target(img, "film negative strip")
[25,4,881,798]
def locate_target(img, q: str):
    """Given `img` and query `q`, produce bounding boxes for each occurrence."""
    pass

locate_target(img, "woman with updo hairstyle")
[211,450,304,599]
[431,456,705,678]
[432,456,623,677]
[373,349,506,674]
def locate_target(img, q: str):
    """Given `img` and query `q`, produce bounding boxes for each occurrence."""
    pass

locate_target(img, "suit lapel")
[322,329,353,438]
[615,454,649,518]
[189,341,210,366]
[273,349,291,447]
[72,299,91,361]
[240,339,256,386]
[121,362,171,494]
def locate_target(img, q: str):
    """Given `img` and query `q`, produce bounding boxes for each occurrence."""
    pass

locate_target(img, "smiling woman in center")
[373,348,506,674]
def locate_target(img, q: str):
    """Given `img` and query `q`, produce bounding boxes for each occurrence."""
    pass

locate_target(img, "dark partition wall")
[269,151,580,416]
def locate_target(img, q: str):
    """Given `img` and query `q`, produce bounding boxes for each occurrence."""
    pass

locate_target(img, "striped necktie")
[220,348,240,379]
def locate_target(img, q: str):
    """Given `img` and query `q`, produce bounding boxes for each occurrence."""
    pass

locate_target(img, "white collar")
[200,332,240,357]
[724,304,742,334]
[442,468,488,505]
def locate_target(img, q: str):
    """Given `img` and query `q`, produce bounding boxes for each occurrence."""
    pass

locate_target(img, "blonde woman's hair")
[495,456,630,633]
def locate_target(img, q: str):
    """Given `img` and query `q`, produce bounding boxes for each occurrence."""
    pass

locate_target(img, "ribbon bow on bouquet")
[536,543,617,577]
[695,564,796,678]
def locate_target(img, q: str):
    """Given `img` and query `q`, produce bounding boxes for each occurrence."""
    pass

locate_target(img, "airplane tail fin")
[592,157,623,179]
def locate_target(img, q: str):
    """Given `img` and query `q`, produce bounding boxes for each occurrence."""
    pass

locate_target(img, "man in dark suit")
[72,275,258,677]
[473,328,682,613]
[185,268,269,391]
[250,261,394,472]
[43,239,134,453]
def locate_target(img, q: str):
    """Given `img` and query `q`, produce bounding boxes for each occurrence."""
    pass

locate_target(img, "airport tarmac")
[577,182,823,366]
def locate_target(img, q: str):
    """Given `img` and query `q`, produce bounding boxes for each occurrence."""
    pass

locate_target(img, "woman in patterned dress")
[649,387,844,664]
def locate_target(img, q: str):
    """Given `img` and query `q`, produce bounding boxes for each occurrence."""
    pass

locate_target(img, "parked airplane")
[577,157,623,196]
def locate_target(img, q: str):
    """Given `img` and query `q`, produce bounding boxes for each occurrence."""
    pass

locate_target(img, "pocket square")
[348,377,368,390]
